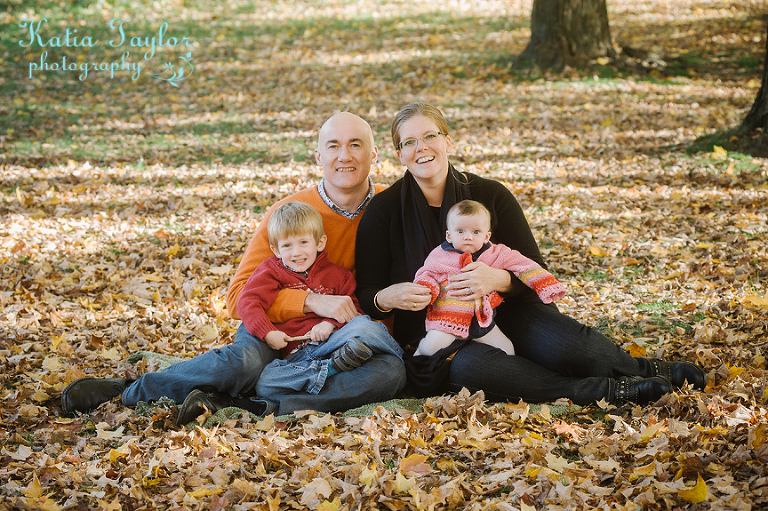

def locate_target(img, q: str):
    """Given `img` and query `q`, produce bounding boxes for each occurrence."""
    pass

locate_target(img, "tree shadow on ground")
[688,127,768,158]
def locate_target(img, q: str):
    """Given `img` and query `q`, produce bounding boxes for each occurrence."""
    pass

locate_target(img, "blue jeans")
[445,301,651,405]
[122,320,407,415]
[256,315,403,398]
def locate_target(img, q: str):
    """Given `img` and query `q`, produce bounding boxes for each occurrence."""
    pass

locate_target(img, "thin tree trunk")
[742,24,768,132]
[516,0,615,72]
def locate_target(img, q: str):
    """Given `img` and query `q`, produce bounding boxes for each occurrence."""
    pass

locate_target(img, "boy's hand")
[310,321,336,343]
[263,330,291,350]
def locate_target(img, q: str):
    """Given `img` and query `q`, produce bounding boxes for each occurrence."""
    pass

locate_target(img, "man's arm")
[230,230,358,323]
[229,185,376,323]
[302,263,361,324]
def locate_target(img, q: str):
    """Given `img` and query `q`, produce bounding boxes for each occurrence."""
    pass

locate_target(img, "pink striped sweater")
[414,243,566,338]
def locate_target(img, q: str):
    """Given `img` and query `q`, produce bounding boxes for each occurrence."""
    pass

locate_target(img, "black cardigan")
[355,170,547,349]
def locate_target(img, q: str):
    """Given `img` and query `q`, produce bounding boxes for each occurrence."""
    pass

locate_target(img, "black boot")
[62,377,133,415]
[649,359,707,389]
[176,390,275,427]
[330,338,373,372]
[612,376,671,405]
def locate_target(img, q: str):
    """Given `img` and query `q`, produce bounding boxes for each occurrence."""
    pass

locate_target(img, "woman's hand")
[376,282,433,312]
[445,261,512,300]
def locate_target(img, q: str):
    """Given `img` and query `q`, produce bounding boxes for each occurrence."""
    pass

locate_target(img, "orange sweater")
[226,185,385,322]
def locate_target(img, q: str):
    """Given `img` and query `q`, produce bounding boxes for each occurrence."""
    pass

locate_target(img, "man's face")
[315,113,377,197]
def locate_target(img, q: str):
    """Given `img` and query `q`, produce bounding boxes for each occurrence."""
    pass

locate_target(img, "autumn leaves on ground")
[1,0,767,509]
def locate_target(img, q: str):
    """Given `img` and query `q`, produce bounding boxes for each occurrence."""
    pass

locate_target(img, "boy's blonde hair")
[446,200,491,230]
[267,201,325,247]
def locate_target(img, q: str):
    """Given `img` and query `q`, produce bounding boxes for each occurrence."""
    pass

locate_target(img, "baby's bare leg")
[415,330,458,357]
[474,325,515,355]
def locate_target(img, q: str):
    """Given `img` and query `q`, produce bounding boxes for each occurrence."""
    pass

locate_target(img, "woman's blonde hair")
[391,102,451,151]
[267,201,325,247]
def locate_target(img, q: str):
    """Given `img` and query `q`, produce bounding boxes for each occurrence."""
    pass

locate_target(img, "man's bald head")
[314,112,378,206]
[317,112,375,149]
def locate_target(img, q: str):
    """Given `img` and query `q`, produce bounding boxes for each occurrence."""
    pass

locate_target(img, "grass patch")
[582,270,609,282]
[635,301,677,313]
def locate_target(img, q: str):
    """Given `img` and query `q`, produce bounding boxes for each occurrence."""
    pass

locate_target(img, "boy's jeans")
[256,315,404,397]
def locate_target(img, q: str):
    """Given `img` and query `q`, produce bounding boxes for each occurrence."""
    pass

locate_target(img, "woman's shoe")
[649,359,707,389]
[613,376,672,405]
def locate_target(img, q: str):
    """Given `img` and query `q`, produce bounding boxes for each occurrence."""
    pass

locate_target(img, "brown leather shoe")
[61,377,131,415]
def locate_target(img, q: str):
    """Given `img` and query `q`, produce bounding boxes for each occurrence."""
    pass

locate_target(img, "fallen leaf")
[710,145,728,159]
[400,453,432,477]
[678,474,709,503]
[300,477,333,507]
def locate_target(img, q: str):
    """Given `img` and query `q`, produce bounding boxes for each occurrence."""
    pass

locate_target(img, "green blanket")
[127,351,581,428]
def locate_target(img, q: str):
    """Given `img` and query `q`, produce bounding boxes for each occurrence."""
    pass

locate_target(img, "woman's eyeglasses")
[397,131,447,150]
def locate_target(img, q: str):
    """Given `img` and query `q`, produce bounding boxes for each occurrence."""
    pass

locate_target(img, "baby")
[413,200,566,357]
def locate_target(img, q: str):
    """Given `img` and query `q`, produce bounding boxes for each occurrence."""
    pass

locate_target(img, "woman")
[355,102,706,405]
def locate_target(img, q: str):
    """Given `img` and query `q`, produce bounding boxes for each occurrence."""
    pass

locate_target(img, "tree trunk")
[742,24,768,132]
[516,0,615,72]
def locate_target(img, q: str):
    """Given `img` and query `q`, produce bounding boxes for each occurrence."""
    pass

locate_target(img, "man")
[62,112,407,423]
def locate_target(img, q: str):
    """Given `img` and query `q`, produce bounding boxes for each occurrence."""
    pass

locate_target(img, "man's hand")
[310,321,336,343]
[263,330,291,350]
[304,293,359,324]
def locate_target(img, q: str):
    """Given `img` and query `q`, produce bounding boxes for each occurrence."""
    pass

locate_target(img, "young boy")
[413,200,566,357]
[238,201,402,398]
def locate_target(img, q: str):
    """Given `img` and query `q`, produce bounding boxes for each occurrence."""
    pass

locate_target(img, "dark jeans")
[446,301,652,405]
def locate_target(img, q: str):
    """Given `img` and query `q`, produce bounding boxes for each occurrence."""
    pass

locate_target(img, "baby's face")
[445,213,491,254]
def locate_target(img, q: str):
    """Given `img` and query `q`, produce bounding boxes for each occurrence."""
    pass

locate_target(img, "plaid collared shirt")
[317,177,376,219]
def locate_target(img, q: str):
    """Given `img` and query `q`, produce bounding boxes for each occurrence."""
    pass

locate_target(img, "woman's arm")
[355,195,397,319]
[485,179,544,266]
[355,194,433,318]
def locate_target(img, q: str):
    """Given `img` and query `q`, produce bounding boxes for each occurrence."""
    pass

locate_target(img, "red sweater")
[226,184,386,321]
[237,251,362,358]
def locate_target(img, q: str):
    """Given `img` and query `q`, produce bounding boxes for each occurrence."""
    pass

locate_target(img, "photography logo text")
[18,18,196,86]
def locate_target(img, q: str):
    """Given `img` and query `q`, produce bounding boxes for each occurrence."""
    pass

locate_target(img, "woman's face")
[396,115,453,184]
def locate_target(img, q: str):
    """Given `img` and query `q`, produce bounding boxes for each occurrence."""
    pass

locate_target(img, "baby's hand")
[264,330,291,350]
[310,321,336,342]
